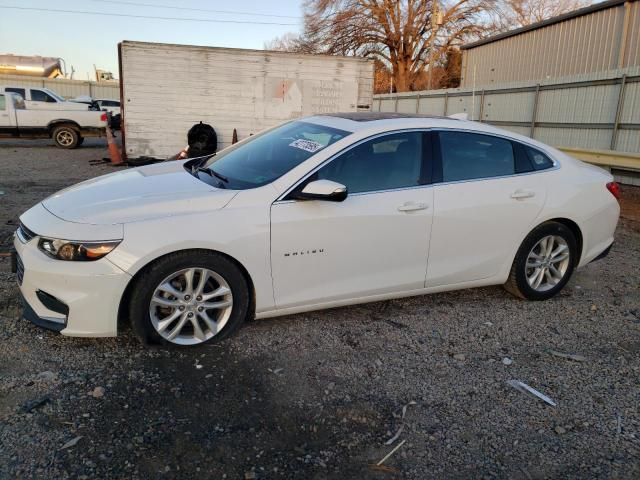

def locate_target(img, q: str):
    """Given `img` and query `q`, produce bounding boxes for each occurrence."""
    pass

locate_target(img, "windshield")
[201,121,350,189]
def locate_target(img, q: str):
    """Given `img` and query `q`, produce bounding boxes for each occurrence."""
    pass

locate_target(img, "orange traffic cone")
[106,125,124,166]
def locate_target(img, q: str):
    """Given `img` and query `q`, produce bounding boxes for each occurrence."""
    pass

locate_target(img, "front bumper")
[13,234,131,337]
[19,291,66,333]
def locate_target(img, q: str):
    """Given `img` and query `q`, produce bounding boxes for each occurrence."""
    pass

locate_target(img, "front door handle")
[397,202,429,212]
[510,189,535,200]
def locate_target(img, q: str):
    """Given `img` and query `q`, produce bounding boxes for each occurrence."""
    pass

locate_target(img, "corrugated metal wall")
[0,73,120,99]
[461,0,639,87]
[373,67,640,154]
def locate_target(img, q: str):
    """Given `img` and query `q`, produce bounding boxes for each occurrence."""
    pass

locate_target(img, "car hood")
[42,161,237,225]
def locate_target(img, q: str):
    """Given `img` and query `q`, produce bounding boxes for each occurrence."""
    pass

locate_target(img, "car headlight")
[38,238,121,261]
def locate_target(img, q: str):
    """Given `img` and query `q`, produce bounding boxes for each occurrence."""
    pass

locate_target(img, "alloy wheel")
[525,235,570,292]
[56,130,74,147]
[149,267,233,345]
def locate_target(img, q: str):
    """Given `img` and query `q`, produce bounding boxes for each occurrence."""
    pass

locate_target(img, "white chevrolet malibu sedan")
[13,113,620,346]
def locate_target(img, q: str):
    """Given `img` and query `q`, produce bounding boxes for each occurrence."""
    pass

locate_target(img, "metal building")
[461,0,639,87]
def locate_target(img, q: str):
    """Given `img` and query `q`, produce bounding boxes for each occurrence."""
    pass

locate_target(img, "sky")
[0,0,304,80]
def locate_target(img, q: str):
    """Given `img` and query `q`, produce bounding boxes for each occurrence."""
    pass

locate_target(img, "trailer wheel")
[52,126,80,149]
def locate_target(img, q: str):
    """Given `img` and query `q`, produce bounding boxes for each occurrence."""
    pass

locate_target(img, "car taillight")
[606,181,621,200]
[100,112,107,122]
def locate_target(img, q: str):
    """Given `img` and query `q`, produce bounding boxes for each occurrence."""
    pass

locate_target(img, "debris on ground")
[548,350,587,362]
[385,399,417,445]
[502,357,513,365]
[376,439,406,466]
[20,395,51,413]
[506,380,557,407]
[90,386,105,398]
[37,371,57,382]
[60,436,83,450]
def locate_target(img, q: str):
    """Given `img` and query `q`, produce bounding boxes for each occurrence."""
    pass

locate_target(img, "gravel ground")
[0,141,639,479]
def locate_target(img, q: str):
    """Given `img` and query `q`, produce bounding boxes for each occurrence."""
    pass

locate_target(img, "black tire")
[504,221,577,301]
[128,250,250,347]
[52,125,80,149]
[187,121,217,157]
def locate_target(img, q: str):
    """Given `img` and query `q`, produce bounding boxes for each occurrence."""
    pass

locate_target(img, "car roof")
[320,112,450,122]
[303,111,560,154]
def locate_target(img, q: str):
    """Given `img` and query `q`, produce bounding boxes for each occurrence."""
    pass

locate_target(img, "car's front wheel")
[128,251,250,346]
[504,221,577,300]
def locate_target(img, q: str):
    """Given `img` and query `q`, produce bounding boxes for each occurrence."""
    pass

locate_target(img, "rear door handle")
[397,202,429,212]
[510,189,535,200]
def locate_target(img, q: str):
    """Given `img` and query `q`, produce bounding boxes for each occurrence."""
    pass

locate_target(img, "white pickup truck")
[0,92,107,148]
[0,86,91,111]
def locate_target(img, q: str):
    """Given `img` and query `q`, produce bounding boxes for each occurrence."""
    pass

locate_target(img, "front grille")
[16,222,36,243]
[16,254,24,286]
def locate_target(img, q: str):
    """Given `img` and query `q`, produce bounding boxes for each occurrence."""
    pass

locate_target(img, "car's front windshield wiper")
[209,168,229,184]
[193,165,229,189]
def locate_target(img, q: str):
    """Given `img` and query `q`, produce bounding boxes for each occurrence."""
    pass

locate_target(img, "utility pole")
[428,1,443,90]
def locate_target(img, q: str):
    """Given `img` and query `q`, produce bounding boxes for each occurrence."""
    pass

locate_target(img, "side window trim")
[431,128,559,185]
[280,128,434,202]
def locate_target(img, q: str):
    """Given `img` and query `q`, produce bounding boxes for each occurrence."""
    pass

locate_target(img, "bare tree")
[493,0,593,29]
[264,32,304,52]
[297,0,491,92]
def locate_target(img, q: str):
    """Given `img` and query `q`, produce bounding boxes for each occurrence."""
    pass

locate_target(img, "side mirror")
[292,179,348,202]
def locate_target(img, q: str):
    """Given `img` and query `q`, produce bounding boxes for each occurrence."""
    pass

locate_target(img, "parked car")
[0,86,90,111]
[0,92,107,148]
[95,98,121,116]
[70,97,121,129]
[13,113,620,346]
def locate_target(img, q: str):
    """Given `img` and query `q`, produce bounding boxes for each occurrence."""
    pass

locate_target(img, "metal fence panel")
[373,67,640,154]
[419,95,446,115]
[397,97,417,113]
[482,91,533,122]
[617,130,640,152]
[535,127,613,151]
[621,80,640,123]
[537,84,619,123]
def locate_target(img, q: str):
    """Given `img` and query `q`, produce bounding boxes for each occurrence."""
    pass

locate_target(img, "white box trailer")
[118,41,374,160]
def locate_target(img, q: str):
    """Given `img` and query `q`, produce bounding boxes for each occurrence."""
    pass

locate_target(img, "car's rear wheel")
[504,221,577,300]
[128,251,250,346]
[52,125,80,149]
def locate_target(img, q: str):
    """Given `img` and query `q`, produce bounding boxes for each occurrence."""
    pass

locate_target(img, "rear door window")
[5,87,25,98]
[437,131,515,182]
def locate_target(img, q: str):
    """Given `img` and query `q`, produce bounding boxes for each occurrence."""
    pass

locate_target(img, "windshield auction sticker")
[289,139,324,153]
